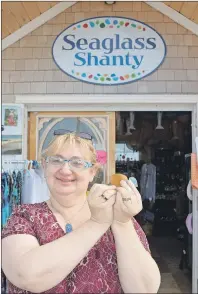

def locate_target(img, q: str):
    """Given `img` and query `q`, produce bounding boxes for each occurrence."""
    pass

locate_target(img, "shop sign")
[52,17,166,85]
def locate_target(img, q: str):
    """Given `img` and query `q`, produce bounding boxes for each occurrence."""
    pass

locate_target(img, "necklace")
[65,200,87,233]
[50,199,87,234]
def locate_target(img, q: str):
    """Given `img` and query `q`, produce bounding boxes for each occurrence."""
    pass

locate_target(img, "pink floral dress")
[2,202,150,293]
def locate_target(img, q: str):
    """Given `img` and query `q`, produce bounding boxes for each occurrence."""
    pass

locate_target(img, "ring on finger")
[101,194,108,201]
[123,197,131,202]
[126,186,132,192]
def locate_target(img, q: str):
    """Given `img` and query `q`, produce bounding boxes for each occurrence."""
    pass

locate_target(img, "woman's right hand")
[87,184,116,225]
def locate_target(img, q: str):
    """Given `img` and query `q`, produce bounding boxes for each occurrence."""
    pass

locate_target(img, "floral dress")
[2,202,150,293]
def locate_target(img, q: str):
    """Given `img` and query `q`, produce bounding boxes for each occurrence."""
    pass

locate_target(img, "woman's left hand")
[113,180,143,223]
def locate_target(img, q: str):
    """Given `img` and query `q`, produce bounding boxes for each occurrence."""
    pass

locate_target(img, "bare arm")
[2,220,109,293]
[111,220,161,293]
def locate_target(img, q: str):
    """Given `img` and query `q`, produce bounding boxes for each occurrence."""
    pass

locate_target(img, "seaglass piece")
[65,223,73,234]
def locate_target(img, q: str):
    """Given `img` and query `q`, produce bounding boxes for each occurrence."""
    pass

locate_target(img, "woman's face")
[44,142,96,200]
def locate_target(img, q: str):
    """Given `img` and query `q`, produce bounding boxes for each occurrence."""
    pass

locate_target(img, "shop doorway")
[18,94,198,293]
[115,111,192,293]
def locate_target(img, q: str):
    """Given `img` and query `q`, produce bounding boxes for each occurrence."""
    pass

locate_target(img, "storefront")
[2,1,198,293]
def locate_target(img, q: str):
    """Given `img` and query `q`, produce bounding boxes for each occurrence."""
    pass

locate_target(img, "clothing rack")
[2,158,48,228]
[2,160,41,171]
[2,160,40,163]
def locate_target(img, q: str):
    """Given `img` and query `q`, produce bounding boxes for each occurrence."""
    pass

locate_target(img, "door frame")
[28,111,115,183]
[16,94,198,293]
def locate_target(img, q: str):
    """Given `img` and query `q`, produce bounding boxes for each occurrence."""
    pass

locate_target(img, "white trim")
[147,2,198,36]
[2,1,76,51]
[15,94,198,105]
[20,104,195,112]
[15,94,198,111]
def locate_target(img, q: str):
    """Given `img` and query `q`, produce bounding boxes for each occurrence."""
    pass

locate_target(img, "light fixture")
[125,112,136,135]
[105,1,116,5]
[125,119,132,135]
[116,112,122,135]
[156,111,164,129]
[129,112,136,130]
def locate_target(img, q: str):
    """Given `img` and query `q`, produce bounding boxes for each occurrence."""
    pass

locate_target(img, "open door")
[28,111,115,185]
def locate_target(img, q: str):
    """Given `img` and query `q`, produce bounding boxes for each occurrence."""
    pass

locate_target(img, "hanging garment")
[7,173,13,216]
[187,180,193,201]
[186,213,193,235]
[22,168,49,204]
[1,167,25,294]
[2,170,24,228]
[1,173,10,227]
[140,163,156,202]
[11,171,19,211]
[16,171,23,205]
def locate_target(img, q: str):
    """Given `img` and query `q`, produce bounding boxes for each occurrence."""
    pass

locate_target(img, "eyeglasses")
[54,130,92,142]
[45,156,93,171]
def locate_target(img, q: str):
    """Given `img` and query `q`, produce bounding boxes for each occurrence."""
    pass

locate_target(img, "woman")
[2,131,161,293]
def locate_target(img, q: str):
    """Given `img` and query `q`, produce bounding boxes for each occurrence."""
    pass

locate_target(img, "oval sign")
[52,17,167,85]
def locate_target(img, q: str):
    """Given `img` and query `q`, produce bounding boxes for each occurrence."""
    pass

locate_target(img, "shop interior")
[115,111,192,292]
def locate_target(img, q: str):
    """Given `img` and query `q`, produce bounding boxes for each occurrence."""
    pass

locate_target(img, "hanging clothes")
[1,160,46,294]
[16,171,23,204]
[140,163,156,202]
[21,167,49,204]
[186,213,193,234]
[11,171,18,211]
[1,173,10,228]
[1,170,24,228]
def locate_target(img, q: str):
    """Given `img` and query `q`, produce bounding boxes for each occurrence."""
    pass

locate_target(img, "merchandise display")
[115,111,192,275]
[1,160,49,293]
